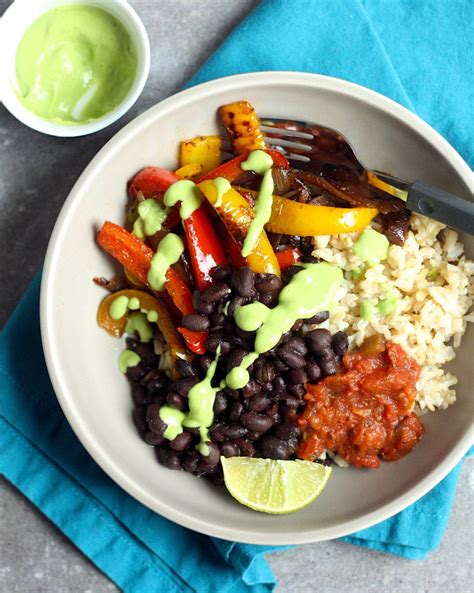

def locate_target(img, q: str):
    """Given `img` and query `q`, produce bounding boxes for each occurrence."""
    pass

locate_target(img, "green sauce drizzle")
[227,262,343,386]
[353,229,389,267]
[159,408,186,441]
[213,177,232,208]
[109,295,129,320]
[159,348,221,456]
[360,300,375,321]
[225,353,258,390]
[240,150,275,257]
[146,310,159,323]
[164,180,203,220]
[125,312,153,343]
[241,150,273,176]
[15,5,137,124]
[133,199,169,238]
[147,234,184,291]
[118,349,141,374]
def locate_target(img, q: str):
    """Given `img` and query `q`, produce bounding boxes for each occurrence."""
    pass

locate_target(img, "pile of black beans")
[125,262,349,483]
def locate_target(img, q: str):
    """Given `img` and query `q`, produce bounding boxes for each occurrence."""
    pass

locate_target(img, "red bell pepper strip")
[183,206,227,290]
[127,167,181,230]
[177,327,207,355]
[275,247,302,271]
[199,149,289,183]
[227,231,246,268]
[97,222,206,352]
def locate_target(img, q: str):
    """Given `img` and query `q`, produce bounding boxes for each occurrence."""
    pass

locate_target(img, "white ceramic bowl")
[0,0,150,137]
[41,72,473,544]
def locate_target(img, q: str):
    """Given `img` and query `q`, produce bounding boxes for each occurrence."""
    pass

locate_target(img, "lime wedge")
[221,457,332,514]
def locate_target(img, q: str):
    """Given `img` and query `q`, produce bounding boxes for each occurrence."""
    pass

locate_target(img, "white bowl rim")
[0,0,151,137]
[40,71,473,544]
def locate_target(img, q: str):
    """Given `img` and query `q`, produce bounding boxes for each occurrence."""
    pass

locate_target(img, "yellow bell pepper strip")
[175,163,203,180]
[97,289,189,378]
[198,180,281,277]
[179,136,222,174]
[218,101,266,155]
[266,195,378,236]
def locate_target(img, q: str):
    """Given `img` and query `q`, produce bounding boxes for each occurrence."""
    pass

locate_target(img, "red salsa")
[297,337,425,468]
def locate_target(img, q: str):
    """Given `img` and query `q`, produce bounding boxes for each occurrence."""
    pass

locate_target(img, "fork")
[258,117,474,235]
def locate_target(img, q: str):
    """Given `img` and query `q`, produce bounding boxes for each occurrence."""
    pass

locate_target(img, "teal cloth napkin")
[1,0,473,591]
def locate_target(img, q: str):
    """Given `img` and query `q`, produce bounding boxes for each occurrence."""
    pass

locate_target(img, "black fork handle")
[407,181,474,235]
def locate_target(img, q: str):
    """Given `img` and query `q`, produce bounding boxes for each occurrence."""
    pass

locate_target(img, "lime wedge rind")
[221,457,332,514]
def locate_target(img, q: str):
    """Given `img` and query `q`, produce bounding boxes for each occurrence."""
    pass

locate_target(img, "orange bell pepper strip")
[199,149,289,183]
[197,181,281,277]
[275,247,302,271]
[97,222,206,353]
[97,289,189,379]
[266,196,378,236]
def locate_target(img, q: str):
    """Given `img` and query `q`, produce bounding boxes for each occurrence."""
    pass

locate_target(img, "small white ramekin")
[0,0,150,137]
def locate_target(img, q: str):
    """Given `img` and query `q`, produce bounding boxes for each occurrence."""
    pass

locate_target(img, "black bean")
[232,438,255,457]
[201,442,220,467]
[242,380,262,398]
[273,422,300,442]
[282,265,303,284]
[305,310,329,325]
[240,412,273,432]
[272,375,286,395]
[220,341,232,354]
[132,407,147,432]
[231,267,255,297]
[287,384,305,398]
[134,343,158,367]
[278,346,306,369]
[306,328,332,353]
[291,319,304,332]
[226,347,248,372]
[234,326,255,341]
[182,451,200,473]
[201,282,231,303]
[175,377,198,397]
[196,460,213,475]
[212,264,232,281]
[174,359,197,378]
[258,291,277,307]
[246,430,262,441]
[249,395,271,412]
[305,360,322,382]
[156,448,182,471]
[255,273,281,293]
[255,361,276,385]
[224,387,240,401]
[223,424,248,439]
[209,312,226,328]
[259,436,291,460]
[273,358,289,372]
[332,331,349,356]
[286,336,308,356]
[319,353,339,376]
[144,431,165,446]
[205,334,223,353]
[169,431,193,451]
[289,368,308,385]
[126,361,148,382]
[229,401,244,421]
[284,396,301,409]
[209,425,226,443]
[300,237,314,255]
[199,355,212,373]
[145,404,165,434]
[126,337,138,350]
[182,314,210,332]
[220,441,240,457]
[213,392,228,415]
[279,331,292,344]
[166,392,186,410]
[266,403,280,423]
[227,296,248,317]
[193,291,214,315]
[132,385,151,406]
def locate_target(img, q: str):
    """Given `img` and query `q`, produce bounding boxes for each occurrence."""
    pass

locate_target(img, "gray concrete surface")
[0,1,472,592]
